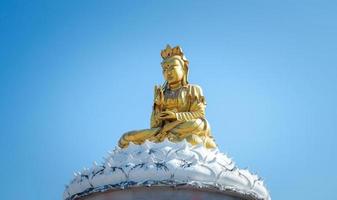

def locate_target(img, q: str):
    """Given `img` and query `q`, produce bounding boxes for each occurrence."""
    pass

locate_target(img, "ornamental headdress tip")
[161,44,185,60]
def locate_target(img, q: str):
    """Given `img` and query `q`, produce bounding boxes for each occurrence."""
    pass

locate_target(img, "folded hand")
[157,111,176,120]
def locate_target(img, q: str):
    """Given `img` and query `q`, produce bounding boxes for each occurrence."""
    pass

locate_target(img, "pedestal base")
[78,186,256,200]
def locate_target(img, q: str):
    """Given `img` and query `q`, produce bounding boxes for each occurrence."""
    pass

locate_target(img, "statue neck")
[168,81,183,90]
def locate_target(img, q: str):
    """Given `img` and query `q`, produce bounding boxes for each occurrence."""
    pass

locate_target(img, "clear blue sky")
[1,1,336,199]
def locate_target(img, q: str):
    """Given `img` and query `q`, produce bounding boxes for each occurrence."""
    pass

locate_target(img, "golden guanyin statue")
[118,45,217,149]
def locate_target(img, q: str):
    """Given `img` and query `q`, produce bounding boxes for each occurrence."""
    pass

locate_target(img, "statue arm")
[176,85,206,122]
[150,85,164,128]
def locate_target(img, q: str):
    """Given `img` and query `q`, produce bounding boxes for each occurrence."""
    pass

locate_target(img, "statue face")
[162,57,185,84]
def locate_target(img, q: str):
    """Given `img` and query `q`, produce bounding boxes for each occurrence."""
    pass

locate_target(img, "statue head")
[161,45,189,87]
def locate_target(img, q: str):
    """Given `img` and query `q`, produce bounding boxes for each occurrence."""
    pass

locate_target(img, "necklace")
[165,87,181,99]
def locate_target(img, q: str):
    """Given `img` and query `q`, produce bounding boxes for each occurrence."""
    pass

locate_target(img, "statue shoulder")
[186,84,204,94]
[186,84,206,104]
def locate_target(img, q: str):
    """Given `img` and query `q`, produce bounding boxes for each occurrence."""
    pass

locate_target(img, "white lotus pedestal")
[64,140,270,200]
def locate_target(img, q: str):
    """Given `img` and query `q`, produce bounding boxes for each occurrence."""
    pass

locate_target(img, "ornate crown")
[161,45,185,60]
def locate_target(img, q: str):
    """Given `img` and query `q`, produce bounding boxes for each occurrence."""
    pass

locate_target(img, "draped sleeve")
[150,108,162,128]
[176,84,207,122]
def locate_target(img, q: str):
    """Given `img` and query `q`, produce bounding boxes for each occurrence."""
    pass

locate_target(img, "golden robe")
[118,84,216,148]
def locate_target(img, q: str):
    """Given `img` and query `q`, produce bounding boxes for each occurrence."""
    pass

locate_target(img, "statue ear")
[182,74,187,85]
[183,65,189,85]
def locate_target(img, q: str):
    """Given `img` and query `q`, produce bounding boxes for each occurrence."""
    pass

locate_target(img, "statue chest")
[163,88,189,112]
